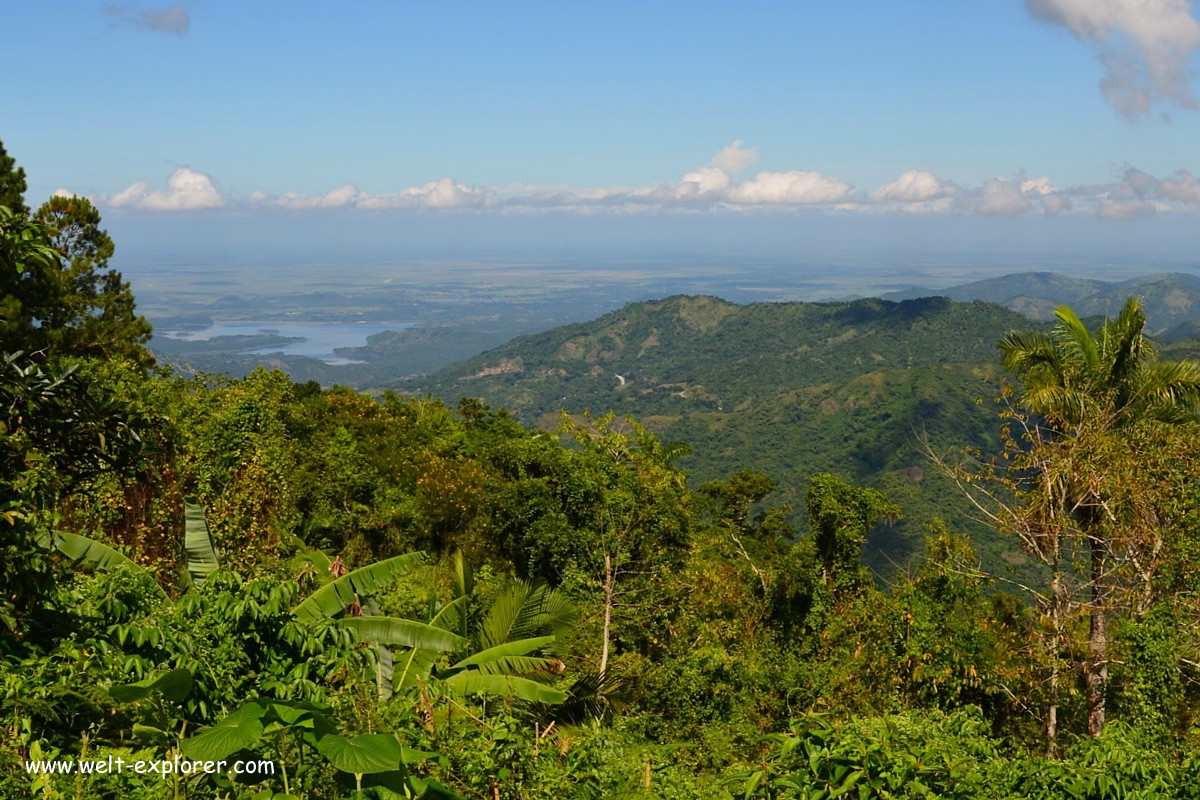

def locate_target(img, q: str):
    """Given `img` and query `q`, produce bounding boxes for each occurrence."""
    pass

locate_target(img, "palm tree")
[1000,297,1200,736]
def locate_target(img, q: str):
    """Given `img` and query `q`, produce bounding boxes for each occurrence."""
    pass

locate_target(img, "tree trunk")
[599,553,614,675]
[1047,568,1061,757]
[1086,537,1108,736]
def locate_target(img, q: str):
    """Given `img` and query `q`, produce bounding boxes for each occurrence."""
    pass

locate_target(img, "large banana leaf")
[37,531,167,599]
[450,636,555,674]
[183,497,220,584]
[394,595,468,693]
[338,617,467,652]
[358,596,394,699]
[443,672,567,704]
[43,530,137,570]
[293,552,424,621]
[451,550,473,639]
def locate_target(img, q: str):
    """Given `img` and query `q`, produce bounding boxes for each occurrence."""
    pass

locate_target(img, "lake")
[162,320,415,365]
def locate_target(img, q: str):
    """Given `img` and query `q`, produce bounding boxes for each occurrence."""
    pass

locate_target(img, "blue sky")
[4,1,1200,254]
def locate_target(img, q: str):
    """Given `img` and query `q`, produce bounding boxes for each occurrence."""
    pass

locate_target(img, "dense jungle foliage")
[6,145,1200,798]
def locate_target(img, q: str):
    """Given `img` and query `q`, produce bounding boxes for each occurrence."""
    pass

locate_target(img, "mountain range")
[884,271,1200,337]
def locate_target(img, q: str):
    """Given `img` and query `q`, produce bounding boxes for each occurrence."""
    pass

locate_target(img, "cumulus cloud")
[1020,176,1055,195]
[974,178,1034,217]
[1025,0,1200,117]
[357,177,492,210]
[1159,169,1200,204]
[711,140,759,175]
[676,165,734,197]
[103,2,190,35]
[871,170,955,203]
[110,167,224,211]
[95,143,1200,222]
[725,170,854,206]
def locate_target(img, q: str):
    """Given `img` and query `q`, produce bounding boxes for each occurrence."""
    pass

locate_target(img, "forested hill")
[884,271,1200,335]
[403,295,1036,570]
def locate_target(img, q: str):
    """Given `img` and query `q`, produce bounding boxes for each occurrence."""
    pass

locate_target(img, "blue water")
[163,321,414,365]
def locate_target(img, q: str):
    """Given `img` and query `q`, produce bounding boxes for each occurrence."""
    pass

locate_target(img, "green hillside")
[885,271,1200,335]
[404,295,1036,571]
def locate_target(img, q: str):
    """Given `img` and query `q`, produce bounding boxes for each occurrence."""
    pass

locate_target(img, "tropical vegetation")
[6,139,1200,798]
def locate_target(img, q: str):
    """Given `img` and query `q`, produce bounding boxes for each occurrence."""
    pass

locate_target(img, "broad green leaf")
[294,552,424,621]
[339,617,467,652]
[184,496,220,583]
[131,723,168,745]
[44,531,135,570]
[39,532,167,598]
[408,776,465,799]
[109,668,193,703]
[443,672,567,704]
[181,702,268,762]
[394,595,469,692]
[316,733,402,774]
[450,636,555,673]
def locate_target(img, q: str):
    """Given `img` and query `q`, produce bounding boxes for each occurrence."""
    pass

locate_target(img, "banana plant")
[393,551,577,704]
[292,550,469,700]
[312,550,578,705]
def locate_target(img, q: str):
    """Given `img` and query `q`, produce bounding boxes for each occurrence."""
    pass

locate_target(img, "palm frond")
[1105,296,1150,389]
[478,580,537,649]
[1052,305,1100,369]
[557,669,629,723]
[1131,359,1200,422]
[1022,383,1093,426]
[999,330,1061,376]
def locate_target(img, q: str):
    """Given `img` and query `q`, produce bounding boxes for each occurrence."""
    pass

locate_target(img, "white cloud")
[676,165,733,197]
[974,178,1033,217]
[1159,169,1200,204]
[94,144,1200,221]
[1025,0,1200,117]
[1020,176,1055,195]
[356,177,492,210]
[251,184,360,210]
[109,167,224,211]
[871,170,955,203]
[725,170,854,206]
[711,140,758,175]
